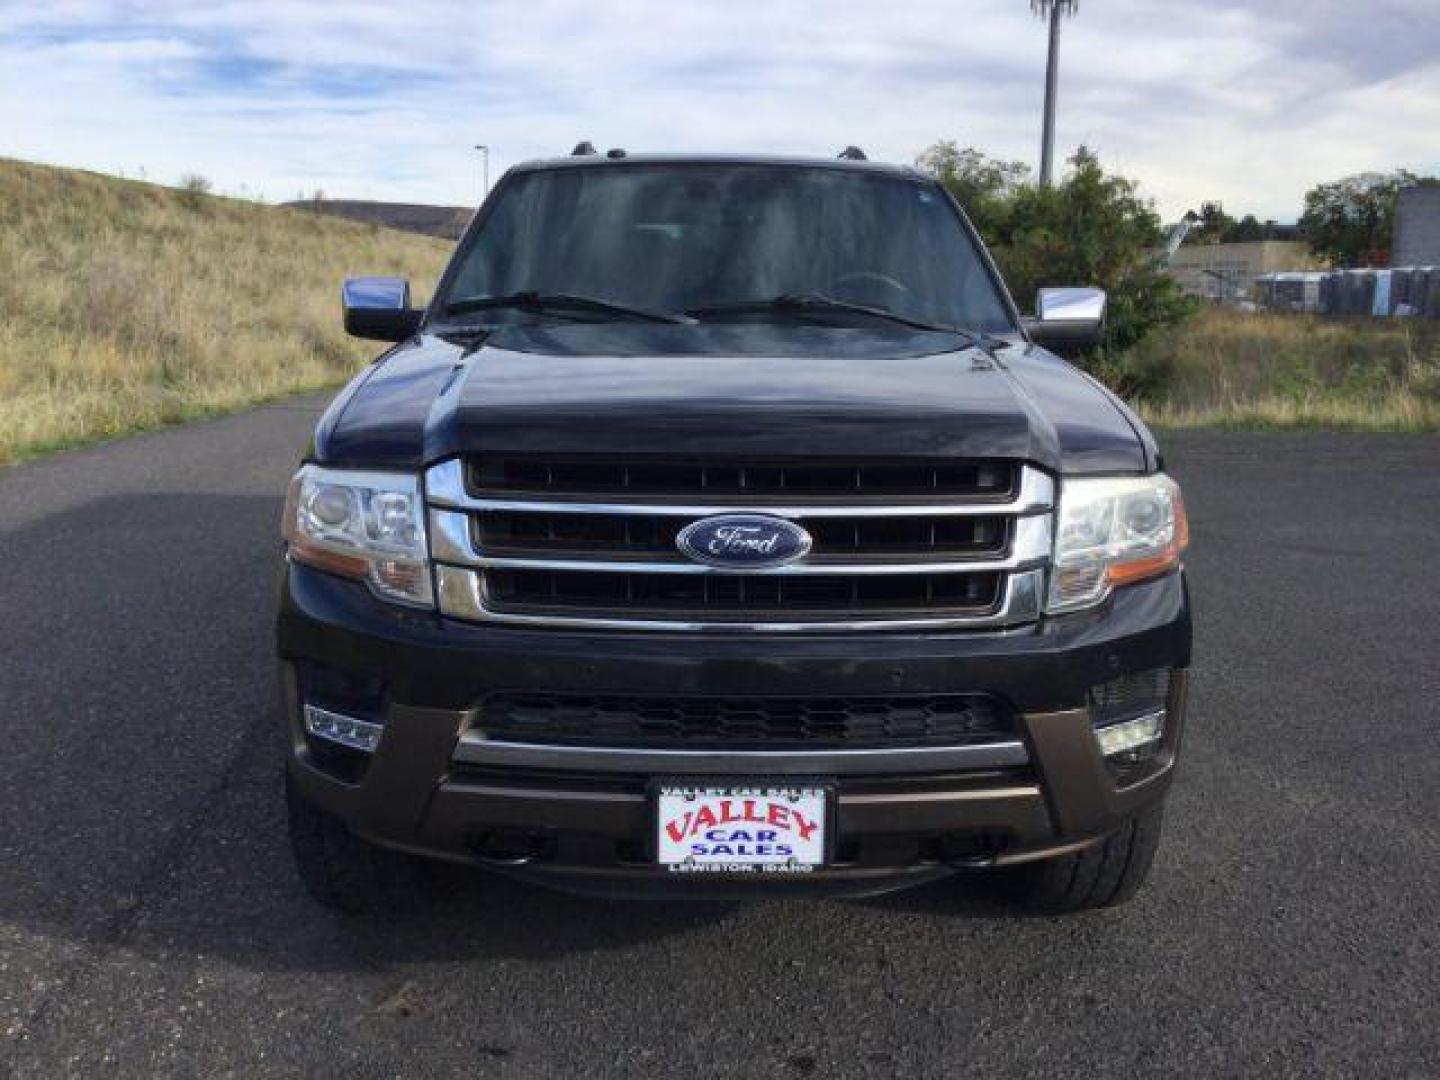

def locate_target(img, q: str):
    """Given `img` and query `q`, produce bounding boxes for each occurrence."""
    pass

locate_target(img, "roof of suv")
[509,153,921,178]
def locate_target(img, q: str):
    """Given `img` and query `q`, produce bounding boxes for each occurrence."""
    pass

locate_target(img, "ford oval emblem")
[676,514,812,569]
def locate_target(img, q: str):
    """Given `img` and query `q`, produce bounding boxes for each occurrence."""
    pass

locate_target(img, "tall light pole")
[1032,0,1078,187]
[474,144,490,198]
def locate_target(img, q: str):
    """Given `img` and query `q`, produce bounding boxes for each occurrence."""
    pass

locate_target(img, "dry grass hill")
[0,159,451,463]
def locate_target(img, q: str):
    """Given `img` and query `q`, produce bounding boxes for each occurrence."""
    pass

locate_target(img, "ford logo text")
[676,515,812,569]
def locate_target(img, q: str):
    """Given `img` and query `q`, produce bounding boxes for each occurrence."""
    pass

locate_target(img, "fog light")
[1095,709,1165,757]
[304,704,383,752]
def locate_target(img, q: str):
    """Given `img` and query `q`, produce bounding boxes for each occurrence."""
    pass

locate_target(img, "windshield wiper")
[444,291,693,325]
[686,293,960,334]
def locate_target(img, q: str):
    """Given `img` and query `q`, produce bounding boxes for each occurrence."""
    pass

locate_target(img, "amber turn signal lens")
[286,537,372,580]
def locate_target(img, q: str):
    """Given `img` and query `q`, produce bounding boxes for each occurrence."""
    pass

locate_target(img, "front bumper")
[278,562,1191,897]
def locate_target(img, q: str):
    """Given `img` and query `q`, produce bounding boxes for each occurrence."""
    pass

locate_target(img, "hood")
[314,324,1149,474]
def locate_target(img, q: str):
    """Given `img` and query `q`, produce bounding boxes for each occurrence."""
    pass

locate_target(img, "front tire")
[1001,803,1165,914]
[285,771,428,914]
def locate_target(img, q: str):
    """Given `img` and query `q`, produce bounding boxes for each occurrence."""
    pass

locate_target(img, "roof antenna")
[571,141,597,156]
[838,146,868,161]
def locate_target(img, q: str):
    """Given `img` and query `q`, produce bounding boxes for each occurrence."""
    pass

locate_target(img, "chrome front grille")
[426,456,1053,632]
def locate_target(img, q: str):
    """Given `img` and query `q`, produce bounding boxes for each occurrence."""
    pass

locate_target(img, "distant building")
[1393,186,1440,267]
[282,199,472,240]
[1165,241,1326,301]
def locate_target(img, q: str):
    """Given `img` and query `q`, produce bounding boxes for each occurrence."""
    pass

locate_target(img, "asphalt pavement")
[1,400,1437,1077]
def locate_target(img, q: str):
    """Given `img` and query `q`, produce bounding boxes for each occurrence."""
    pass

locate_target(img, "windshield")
[437,163,1015,332]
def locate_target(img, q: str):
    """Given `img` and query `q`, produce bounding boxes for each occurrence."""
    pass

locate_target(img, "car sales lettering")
[663,798,819,858]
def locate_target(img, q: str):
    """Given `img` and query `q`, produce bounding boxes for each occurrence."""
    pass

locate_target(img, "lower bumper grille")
[476,692,1013,749]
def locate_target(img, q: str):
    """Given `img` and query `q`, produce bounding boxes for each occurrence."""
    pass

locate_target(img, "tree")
[1004,147,1190,351]
[1224,214,1266,243]
[1179,205,1274,245]
[1298,170,1435,266]
[920,143,1194,354]
[914,142,1029,237]
[1186,201,1235,245]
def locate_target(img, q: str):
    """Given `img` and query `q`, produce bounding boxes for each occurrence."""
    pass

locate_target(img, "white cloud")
[1,0,1436,220]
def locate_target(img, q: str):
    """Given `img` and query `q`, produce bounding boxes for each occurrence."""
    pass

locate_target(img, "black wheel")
[1000,803,1165,914]
[285,771,428,914]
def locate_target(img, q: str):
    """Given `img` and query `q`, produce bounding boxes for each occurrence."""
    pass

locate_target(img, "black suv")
[278,150,1191,913]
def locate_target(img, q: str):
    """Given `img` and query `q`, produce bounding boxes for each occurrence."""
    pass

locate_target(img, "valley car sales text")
[662,796,821,873]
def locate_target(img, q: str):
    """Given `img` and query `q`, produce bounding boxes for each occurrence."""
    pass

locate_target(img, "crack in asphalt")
[4,691,276,1054]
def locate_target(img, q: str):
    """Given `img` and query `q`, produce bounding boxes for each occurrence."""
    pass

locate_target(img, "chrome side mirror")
[1025,287,1107,354]
[342,277,423,342]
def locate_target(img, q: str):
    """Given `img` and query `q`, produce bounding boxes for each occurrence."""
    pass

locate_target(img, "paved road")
[1,401,1437,1078]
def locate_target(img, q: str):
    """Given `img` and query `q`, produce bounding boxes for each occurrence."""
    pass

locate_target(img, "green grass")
[1107,308,1440,432]
[0,158,452,464]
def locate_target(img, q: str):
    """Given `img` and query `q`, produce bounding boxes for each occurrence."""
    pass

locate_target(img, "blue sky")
[3,0,1437,220]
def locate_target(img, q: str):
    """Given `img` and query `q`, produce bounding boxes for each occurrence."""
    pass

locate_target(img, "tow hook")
[466,829,553,867]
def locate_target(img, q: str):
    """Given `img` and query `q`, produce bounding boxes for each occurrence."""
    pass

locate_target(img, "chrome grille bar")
[426,458,1055,518]
[435,565,1045,632]
[452,735,1032,774]
[429,508,1051,575]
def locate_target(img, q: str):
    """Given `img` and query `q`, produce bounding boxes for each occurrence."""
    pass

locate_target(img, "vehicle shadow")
[857,872,1057,920]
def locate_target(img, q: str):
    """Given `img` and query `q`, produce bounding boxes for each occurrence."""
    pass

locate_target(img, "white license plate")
[656,785,828,874]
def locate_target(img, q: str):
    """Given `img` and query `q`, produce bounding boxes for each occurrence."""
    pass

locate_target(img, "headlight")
[282,465,433,607]
[1047,473,1188,613]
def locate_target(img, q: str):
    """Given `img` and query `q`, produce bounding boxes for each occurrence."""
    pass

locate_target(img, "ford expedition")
[277,148,1192,913]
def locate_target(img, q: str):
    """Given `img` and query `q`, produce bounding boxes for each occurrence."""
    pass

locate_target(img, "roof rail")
[838,146,868,161]
[571,141,597,156]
